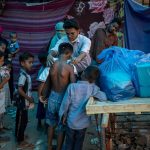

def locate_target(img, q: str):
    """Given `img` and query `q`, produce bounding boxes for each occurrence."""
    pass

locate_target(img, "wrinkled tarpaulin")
[124,0,150,53]
[0,0,74,88]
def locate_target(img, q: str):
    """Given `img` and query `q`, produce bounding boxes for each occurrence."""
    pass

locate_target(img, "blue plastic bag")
[98,47,137,101]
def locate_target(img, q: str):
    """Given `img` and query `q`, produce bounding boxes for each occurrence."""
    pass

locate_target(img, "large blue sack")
[97,46,142,101]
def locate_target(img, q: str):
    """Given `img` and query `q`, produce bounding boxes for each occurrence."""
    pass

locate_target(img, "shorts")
[46,91,65,132]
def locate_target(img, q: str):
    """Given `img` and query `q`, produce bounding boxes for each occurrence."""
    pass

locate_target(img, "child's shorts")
[46,91,65,132]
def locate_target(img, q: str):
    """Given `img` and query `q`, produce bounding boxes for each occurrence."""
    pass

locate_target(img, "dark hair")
[58,43,73,55]
[0,41,6,46]
[0,51,5,58]
[10,32,17,37]
[63,19,80,30]
[83,65,100,83]
[38,52,48,66]
[19,52,34,64]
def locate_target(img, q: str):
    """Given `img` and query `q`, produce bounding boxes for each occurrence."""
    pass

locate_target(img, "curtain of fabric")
[124,0,150,53]
[0,0,74,88]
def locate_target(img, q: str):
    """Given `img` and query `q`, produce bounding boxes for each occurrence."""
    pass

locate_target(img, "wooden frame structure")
[86,97,150,115]
[86,97,150,150]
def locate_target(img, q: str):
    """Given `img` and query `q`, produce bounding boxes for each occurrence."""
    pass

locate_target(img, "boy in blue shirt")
[59,65,107,150]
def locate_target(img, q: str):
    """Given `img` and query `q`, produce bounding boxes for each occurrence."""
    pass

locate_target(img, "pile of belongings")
[97,46,149,101]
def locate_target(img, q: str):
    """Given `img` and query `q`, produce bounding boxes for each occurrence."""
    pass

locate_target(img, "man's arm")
[72,36,91,64]
[48,37,65,55]
[72,52,86,65]
[47,38,63,66]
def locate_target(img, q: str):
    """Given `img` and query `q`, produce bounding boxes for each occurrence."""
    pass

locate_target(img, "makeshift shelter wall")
[0,0,124,88]
[0,0,74,88]
[125,0,150,53]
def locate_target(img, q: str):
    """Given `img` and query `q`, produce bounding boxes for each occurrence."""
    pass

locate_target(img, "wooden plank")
[101,114,109,128]
[86,97,150,115]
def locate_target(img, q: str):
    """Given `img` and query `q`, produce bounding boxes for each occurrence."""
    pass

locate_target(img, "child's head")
[0,41,6,52]
[0,51,5,65]
[19,52,34,71]
[38,53,48,67]
[58,42,73,59]
[81,65,100,83]
[10,32,17,43]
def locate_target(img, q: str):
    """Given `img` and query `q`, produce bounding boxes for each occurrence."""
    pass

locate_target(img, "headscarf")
[48,22,66,51]
[55,22,66,39]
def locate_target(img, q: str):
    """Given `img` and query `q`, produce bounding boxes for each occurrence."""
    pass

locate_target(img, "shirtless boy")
[46,42,76,150]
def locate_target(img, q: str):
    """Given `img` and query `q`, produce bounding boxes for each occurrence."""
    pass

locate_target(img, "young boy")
[36,53,49,130]
[59,65,107,150]
[15,52,34,149]
[46,42,76,150]
[7,32,19,61]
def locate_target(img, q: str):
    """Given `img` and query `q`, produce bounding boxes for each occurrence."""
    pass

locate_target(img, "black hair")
[63,19,80,30]
[38,52,48,66]
[0,51,5,58]
[83,65,100,83]
[10,32,17,37]
[19,52,34,64]
[0,41,6,46]
[58,42,73,55]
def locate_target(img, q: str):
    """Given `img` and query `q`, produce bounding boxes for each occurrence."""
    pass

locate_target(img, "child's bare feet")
[17,141,34,149]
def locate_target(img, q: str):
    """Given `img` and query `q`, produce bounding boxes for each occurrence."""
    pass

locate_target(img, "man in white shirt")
[47,19,91,73]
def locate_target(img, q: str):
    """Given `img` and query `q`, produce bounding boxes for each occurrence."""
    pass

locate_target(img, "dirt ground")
[1,92,150,150]
[0,92,98,150]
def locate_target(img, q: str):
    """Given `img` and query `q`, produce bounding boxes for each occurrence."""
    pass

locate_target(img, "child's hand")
[39,96,47,104]
[72,57,80,65]
[28,102,35,109]
[28,97,34,103]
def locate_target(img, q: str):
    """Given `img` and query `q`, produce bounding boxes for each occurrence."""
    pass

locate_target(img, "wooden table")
[86,97,150,150]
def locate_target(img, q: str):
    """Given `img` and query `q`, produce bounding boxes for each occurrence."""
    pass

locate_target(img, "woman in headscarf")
[48,22,66,52]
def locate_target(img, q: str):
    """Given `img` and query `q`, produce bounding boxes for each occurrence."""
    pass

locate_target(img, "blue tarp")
[124,0,150,53]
